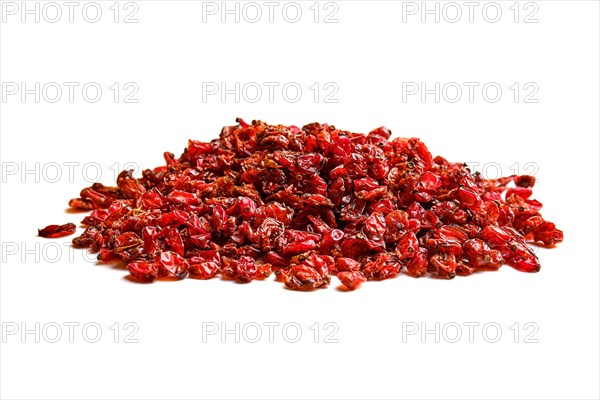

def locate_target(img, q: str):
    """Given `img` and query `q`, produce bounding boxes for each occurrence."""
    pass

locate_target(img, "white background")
[1,1,599,399]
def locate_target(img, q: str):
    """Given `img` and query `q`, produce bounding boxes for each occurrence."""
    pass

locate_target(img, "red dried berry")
[515,175,536,188]
[49,118,561,290]
[335,257,361,272]
[285,264,325,291]
[38,223,76,238]
[126,261,158,283]
[158,251,189,279]
[337,271,367,290]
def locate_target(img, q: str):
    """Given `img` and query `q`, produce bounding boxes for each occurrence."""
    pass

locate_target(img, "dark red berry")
[46,118,561,290]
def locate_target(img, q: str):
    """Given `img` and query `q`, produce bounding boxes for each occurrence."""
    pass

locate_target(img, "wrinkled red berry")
[335,257,361,272]
[38,223,76,238]
[159,251,189,279]
[462,239,503,269]
[337,271,367,290]
[48,118,561,290]
[126,261,158,282]
[284,264,325,291]
[236,256,257,283]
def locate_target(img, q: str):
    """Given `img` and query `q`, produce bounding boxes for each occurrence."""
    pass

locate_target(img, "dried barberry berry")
[47,118,562,290]
[38,223,76,238]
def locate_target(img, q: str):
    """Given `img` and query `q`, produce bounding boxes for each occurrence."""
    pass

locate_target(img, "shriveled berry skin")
[255,262,272,280]
[363,253,402,280]
[188,250,221,279]
[335,257,361,272]
[430,253,457,279]
[337,271,367,290]
[284,265,325,291]
[406,247,428,277]
[236,256,257,283]
[395,232,418,261]
[126,261,158,282]
[38,223,76,238]
[462,239,503,269]
[159,251,189,279]
[55,118,561,289]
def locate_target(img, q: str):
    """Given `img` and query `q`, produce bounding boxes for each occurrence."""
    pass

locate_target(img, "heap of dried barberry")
[39,119,563,290]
